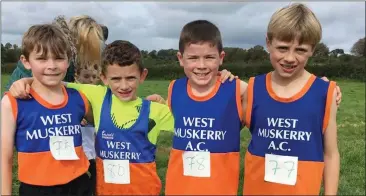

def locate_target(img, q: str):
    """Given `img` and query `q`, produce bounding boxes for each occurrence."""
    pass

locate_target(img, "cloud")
[1,1,365,53]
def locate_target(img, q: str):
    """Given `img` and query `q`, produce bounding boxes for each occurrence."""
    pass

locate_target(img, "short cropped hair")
[179,20,223,54]
[101,40,143,74]
[22,24,71,60]
[267,3,322,47]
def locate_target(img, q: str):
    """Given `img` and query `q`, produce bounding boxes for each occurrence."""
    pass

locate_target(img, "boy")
[1,24,91,196]
[161,20,246,195]
[241,3,339,195]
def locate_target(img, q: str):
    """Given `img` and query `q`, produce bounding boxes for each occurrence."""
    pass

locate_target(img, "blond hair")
[267,3,322,47]
[68,15,103,72]
[22,24,71,60]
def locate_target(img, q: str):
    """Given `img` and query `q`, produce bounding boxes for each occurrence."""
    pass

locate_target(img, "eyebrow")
[186,53,217,57]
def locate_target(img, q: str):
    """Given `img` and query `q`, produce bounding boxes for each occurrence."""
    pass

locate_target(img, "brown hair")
[101,40,143,74]
[179,20,223,54]
[21,24,70,60]
[267,3,322,47]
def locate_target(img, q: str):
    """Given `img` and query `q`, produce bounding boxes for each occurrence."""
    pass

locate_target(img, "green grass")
[1,74,365,195]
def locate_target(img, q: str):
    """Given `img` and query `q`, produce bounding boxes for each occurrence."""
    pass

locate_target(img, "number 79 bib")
[264,154,298,185]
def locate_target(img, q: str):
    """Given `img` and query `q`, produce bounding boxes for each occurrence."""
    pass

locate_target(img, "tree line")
[2,37,365,81]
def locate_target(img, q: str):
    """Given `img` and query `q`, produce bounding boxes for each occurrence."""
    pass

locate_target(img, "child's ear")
[100,73,108,86]
[265,36,271,52]
[20,55,31,70]
[139,68,148,83]
[219,51,226,66]
[177,52,184,67]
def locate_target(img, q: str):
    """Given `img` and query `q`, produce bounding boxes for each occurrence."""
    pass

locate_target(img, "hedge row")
[146,63,365,81]
[2,62,365,81]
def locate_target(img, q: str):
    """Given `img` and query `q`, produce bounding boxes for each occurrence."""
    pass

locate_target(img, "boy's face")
[177,42,225,87]
[266,37,314,78]
[101,63,147,102]
[21,48,69,87]
[77,68,100,84]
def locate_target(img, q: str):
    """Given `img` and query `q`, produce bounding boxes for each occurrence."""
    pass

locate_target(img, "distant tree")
[5,42,12,50]
[247,45,268,61]
[351,37,365,57]
[141,50,149,58]
[339,54,353,62]
[148,50,157,59]
[13,44,18,50]
[330,48,344,57]
[313,42,329,57]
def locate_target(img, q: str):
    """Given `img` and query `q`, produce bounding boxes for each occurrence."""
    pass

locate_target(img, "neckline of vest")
[29,86,68,109]
[265,72,316,103]
[101,88,149,132]
[186,77,221,102]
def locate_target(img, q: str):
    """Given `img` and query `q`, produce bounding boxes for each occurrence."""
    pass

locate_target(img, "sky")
[1,1,365,53]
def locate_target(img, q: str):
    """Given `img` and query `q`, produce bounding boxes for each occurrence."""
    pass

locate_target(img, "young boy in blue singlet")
[242,3,340,195]
[1,24,92,196]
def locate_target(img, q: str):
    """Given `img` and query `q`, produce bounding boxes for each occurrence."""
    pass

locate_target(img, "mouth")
[44,73,61,76]
[117,90,132,98]
[193,71,211,77]
[280,64,297,73]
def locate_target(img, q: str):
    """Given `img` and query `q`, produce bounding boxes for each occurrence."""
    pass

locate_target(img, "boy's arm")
[146,94,167,105]
[321,76,342,107]
[156,104,175,133]
[83,98,94,125]
[1,95,16,195]
[240,80,249,126]
[146,103,175,145]
[323,89,340,195]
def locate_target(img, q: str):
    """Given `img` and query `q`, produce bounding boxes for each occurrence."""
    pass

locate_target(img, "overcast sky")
[1,1,365,53]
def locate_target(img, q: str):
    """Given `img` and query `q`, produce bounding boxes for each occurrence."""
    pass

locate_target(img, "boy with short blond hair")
[1,24,91,196]
[242,3,339,195]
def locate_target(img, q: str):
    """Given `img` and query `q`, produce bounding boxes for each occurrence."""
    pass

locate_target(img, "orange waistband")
[165,149,240,195]
[95,157,161,195]
[18,146,89,186]
[243,151,324,195]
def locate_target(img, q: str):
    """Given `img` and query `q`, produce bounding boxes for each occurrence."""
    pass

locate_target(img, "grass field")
[1,73,365,195]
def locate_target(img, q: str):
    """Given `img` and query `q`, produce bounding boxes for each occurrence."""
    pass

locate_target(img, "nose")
[283,51,296,64]
[197,57,206,69]
[46,59,58,70]
[119,79,129,90]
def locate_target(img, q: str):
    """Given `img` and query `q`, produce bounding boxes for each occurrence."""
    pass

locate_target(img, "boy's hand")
[321,77,342,107]
[81,118,88,126]
[146,94,166,104]
[218,69,238,83]
[9,78,34,99]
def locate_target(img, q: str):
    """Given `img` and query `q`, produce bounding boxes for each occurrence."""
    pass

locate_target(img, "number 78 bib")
[264,154,298,185]
[182,151,211,177]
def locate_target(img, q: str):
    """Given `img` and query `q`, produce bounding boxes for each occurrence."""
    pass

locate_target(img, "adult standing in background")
[5,14,107,196]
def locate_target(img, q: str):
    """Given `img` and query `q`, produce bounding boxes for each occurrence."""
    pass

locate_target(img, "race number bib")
[103,160,130,184]
[264,154,298,185]
[49,136,79,160]
[182,151,210,177]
